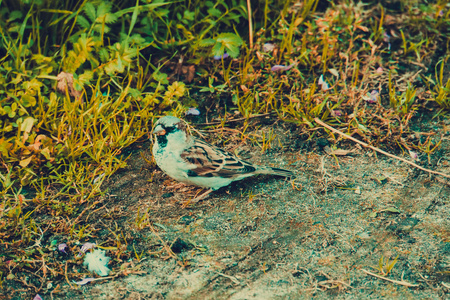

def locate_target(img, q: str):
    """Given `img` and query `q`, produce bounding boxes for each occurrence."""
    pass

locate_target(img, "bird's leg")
[193,188,214,201]
[166,182,188,190]
[181,189,214,207]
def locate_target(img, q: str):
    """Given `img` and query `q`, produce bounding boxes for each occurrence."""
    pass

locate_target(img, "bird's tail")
[257,166,293,178]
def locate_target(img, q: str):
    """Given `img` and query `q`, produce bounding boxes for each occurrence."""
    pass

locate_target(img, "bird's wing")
[180,138,257,178]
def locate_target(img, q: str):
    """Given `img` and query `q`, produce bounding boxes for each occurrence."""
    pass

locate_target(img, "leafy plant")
[199,32,244,58]
[432,59,450,110]
[372,255,399,276]
[199,77,227,93]
[388,72,418,117]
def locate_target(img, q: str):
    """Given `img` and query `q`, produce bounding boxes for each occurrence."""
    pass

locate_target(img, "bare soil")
[39,119,450,299]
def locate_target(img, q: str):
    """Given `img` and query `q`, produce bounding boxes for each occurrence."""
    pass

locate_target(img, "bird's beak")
[152,125,166,136]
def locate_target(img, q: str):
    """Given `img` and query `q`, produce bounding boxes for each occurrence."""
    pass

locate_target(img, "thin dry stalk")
[361,269,418,287]
[197,113,274,126]
[315,118,450,179]
[246,0,253,49]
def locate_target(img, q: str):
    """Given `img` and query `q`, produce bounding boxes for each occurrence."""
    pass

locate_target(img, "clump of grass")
[229,0,449,156]
[372,255,399,276]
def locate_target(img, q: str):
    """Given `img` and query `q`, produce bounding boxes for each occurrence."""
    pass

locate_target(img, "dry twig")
[197,113,274,126]
[215,271,241,284]
[314,118,450,179]
[361,269,418,287]
[65,261,73,289]
[246,0,253,49]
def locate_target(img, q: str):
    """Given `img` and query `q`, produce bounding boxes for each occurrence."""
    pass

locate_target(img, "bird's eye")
[165,127,175,133]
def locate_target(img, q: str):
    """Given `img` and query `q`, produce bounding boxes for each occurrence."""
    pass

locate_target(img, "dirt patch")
[14,120,446,300]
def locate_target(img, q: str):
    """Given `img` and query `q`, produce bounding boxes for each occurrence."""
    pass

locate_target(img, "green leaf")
[84,2,97,23]
[127,88,141,98]
[19,8,32,39]
[99,48,109,63]
[216,33,243,46]
[199,87,213,93]
[184,10,195,21]
[78,71,93,85]
[207,8,222,18]
[117,57,123,72]
[152,72,169,85]
[204,33,243,58]
[211,43,224,56]
[93,23,111,33]
[129,34,146,45]
[21,95,36,107]
[77,15,90,29]
[226,44,240,58]
[165,82,186,99]
[104,13,118,24]
[128,0,140,36]
[199,39,215,47]
[9,11,23,22]
[23,78,43,93]
[96,2,112,20]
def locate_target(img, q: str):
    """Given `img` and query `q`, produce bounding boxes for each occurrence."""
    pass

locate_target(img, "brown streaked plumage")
[152,116,293,201]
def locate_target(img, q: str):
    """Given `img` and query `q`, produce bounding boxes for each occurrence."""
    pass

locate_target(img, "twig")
[65,261,73,289]
[72,269,146,285]
[69,198,105,228]
[319,279,353,289]
[246,0,253,49]
[197,113,274,126]
[314,118,450,179]
[215,271,241,284]
[382,173,404,186]
[200,128,245,134]
[148,223,178,261]
[361,269,418,287]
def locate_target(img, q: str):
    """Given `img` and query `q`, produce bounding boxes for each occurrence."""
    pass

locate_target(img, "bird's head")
[152,116,188,148]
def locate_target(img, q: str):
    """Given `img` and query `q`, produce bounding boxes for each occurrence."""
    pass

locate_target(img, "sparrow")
[152,116,293,201]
